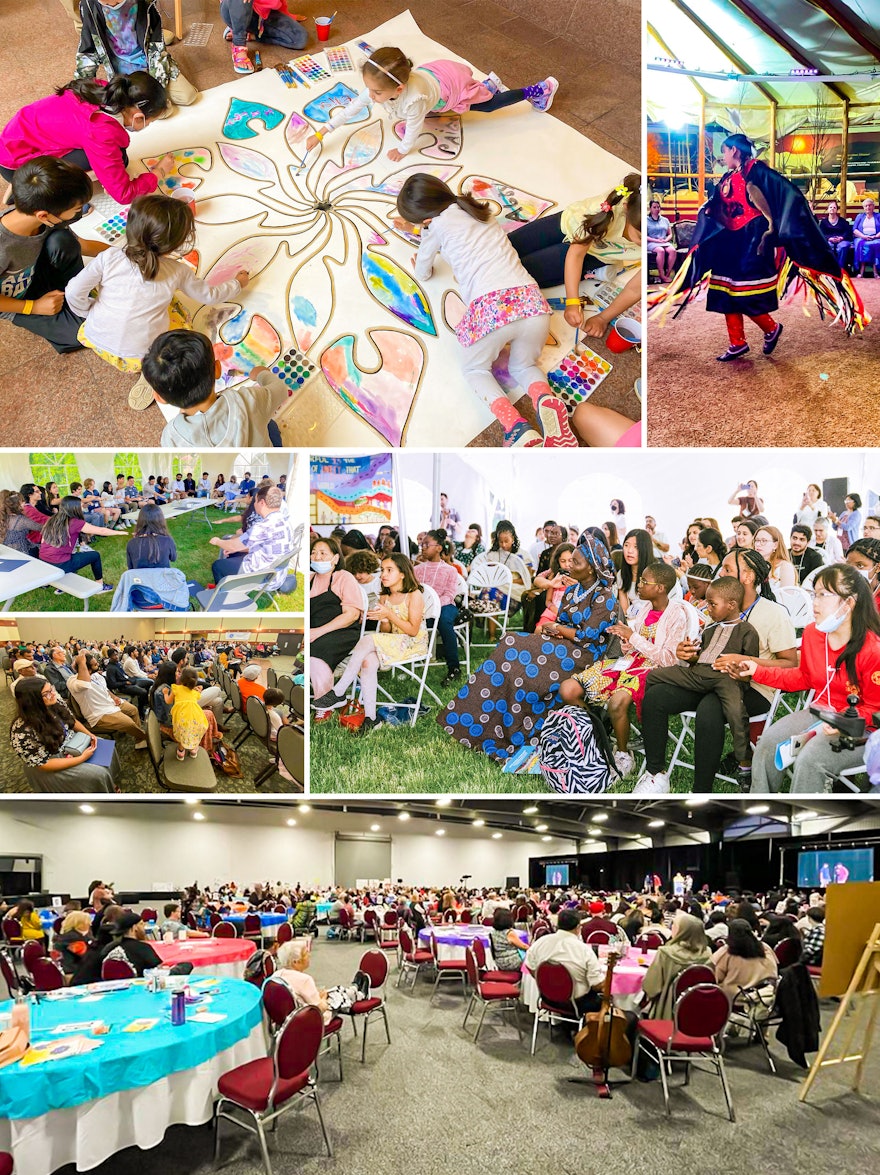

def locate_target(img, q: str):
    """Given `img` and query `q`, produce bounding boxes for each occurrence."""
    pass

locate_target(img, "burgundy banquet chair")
[214,1004,332,1175]
[397,925,433,989]
[462,947,522,1043]
[213,920,237,938]
[472,934,521,985]
[530,962,584,1055]
[345,949,391,1062]
[22,940,46,975]
[101,956,136,981]
[31,956,66,991]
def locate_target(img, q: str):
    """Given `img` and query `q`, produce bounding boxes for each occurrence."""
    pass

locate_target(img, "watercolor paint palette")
[546,346,612,411]
[181,22,213,47]
[291,53,331,81]
[270,346,319,394]
[325,46,354,72]
[87,192,127,220]
[95,210,129,242]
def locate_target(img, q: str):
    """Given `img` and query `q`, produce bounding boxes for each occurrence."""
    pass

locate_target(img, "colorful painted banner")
[310,454,394,524]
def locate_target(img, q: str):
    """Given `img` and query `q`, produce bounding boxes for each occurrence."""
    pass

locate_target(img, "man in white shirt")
[645,515,670,556]
[196,474,212,498]
[67,653,146,747]
[480,892,508,921]
[812,517,844,564]
[524,910,606,1014]
[171,475,187,501]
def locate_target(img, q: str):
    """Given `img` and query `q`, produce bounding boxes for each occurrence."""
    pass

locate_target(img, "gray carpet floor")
[50,938,880,1175]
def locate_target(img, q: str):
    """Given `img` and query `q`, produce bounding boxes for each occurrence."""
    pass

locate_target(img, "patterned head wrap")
[576,530,615,587]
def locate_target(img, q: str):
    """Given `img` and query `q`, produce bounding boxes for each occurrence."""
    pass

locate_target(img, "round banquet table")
[153,937,256,979]
[418,925,528,969]
[520,946,657,1014]
[221,912,288,938]
[0,978,265,1175]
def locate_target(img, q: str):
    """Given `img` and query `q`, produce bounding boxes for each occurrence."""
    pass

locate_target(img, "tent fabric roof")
[649,0,880,119]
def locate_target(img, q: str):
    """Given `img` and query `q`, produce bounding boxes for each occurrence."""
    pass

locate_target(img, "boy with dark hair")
[0,156,105,352]
[636,577,761,791]
[143,329,288,448]
[789,525,824,583]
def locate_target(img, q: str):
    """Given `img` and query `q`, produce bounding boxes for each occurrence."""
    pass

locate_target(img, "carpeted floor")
[0,656,302,792]
[648,277,880,447]
[0,0,640,447]
[47,937,880,1175]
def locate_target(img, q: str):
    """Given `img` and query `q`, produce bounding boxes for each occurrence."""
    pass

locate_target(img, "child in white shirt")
[396,174,576,449]
[305,46,557,161]
[65,192,249,410]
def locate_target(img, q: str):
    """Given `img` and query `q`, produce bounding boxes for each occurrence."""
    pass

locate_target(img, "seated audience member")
[802,907,825,965]
[414,528,462,685]
[818,200,854,270]
[10,658,44,695]
[489,907,528,971]
[158,901,208,938]
[789,525,824,584]
[846,538,880,610]
[7,898,45,940]
[0,490,42,554]
[272,939,368,1023]
[124,477,145,509]
[753,526,797,591]
[523,908,605,1016]
[104,647,150,717]
[44,644,75,695]
[345,549,381,605]
[126,503,178,569]
[54,910,93,974]
[745,564,880,793]
[310,537,365,708]
[639,913,713,1018]
[532,542,575,632]
[99,911,164,976]
[143,330,288,447]
[560,562,690,777]
[635,577,760,792]
[209,484,293,591]
[705,909,730,941]
[39,495,125,589]
[711,918,777,1001]
[196,473,212,497]
[71,903,123,984]
[10,676,116,791]
[813,516,844,563]
[80,479,121,527]
[237,662,266,709]
[67,651,147,747]
[684,562,713,619]
[183,473,197,496]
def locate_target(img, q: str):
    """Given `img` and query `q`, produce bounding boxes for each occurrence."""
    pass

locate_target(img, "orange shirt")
[238,677,266,712]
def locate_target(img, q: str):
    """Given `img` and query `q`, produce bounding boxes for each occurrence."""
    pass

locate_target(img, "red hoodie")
[753,624,880,728]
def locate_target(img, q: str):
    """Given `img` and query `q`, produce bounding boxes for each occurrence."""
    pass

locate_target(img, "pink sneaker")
[529,77,559,112]
[533,389,579,447]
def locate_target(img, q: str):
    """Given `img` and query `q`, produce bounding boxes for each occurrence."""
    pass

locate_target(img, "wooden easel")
[799,922,880,1102]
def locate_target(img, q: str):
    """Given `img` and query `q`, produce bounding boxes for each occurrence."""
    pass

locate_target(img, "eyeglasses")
[805,590,841,601]
[637,577,657,586]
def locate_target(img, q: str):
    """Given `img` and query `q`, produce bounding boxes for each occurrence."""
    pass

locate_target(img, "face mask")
[856,568,875,580]
[311,560,333,574]
[815,602,850,634]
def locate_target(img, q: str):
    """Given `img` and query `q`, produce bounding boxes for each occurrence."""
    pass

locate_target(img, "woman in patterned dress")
[440,532,617,763]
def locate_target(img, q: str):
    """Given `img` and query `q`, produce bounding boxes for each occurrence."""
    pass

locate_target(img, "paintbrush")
[290,64,310,87]
[253,50,262,71]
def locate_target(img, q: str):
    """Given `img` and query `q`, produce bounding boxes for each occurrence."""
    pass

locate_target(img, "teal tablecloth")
[0,977,262,1120]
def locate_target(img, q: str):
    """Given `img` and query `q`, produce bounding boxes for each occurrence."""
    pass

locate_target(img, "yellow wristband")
[564,297,581,306]
[314,131,324,142]
[22,300,34,315]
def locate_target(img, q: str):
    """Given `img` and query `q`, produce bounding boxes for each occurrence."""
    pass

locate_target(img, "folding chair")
[467,561,514,648]
[194,568,280,612]
[374,584,442,725]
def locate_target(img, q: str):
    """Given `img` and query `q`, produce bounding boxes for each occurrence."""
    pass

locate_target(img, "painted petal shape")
[322,121,384,181]
[142,147,212,193]
[287,254,335,352]
[218,142,279,184]
[461,176,555,233]
[193,305,282,390]
[204,237,284,285]
[192,194,293,228]
[392,115,462,158]
[321,330,425,447]
[361,248,436,336]
[442,289,466,331]
[285,111,311,150]
[303,83,369,124]
[336,162,459,199]
[222,97,284,140]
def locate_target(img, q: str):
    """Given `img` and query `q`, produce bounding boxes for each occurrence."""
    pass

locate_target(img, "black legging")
[9,225,87,353]
[641,682,770,793]
[470,89,528,113]
[508,211,603,288]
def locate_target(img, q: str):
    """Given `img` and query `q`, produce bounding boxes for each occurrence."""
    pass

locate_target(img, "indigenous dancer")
[654,133,866,360]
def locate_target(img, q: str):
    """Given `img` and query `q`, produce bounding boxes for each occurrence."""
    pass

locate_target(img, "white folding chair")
[195,568,279,612]
[375,583,442,725]
[775,585,814,629]
[468,562,514,647]
[289,522,304,574]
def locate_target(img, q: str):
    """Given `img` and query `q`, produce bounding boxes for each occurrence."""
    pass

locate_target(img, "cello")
[573,950,632,1097]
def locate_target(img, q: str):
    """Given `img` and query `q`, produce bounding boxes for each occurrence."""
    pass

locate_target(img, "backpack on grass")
[539,704,620,794]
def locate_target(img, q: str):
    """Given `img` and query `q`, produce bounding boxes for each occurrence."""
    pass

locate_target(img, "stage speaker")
[505,876,519,889]
[724,871,740,890]
[822,477,849,517]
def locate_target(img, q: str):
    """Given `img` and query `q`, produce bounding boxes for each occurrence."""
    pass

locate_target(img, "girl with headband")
[305,46,557,162]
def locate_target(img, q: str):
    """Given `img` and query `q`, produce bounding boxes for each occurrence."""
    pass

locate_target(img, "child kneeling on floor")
[143,329,289,447]
[65,193,249,410]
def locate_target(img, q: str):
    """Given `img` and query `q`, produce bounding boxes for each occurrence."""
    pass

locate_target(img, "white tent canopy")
[370,449,880,549]
[0,451,292,494]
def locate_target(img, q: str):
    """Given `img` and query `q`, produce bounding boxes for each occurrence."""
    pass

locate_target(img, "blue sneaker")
[529,77,559,112]
[503,420,543,448]
[483,72,508,96]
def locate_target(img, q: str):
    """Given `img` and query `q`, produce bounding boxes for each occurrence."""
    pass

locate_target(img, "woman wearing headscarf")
[652,132,865,359]
[439,531,617,763]
[639,912,713,1020]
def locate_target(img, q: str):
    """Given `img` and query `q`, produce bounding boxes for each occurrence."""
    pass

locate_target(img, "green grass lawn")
[15,510,305,613]
[309,631,747,795]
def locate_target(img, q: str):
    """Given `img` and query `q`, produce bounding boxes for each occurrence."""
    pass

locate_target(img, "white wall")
[0,802,576,895]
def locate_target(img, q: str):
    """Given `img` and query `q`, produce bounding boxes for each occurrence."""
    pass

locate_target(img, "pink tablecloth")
[154,938,256,980]
[521,947,657,1013]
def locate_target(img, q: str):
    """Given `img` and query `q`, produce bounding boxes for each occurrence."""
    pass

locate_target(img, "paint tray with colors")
[546,346,612,412]
[270,346,319,394]
[290,53,331,81]
[325,46,354,73]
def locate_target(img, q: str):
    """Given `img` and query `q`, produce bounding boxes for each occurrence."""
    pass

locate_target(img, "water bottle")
[171,990,186,1026]
[11,992,30,1043]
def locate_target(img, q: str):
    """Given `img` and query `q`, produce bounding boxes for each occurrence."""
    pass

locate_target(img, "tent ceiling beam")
[724,0,851,103]
[648,20,710,101]
[669,0,778,106]
[807,0,880,62]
